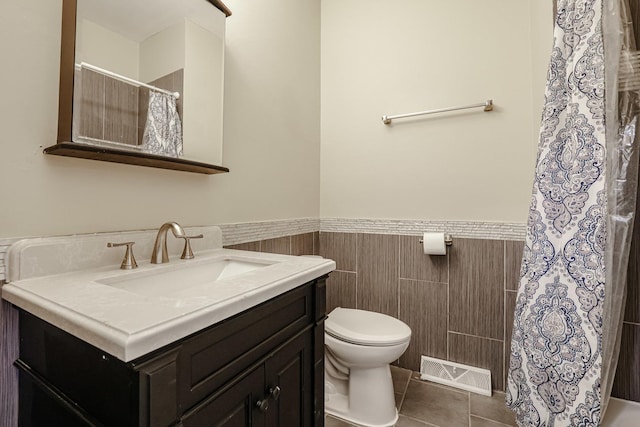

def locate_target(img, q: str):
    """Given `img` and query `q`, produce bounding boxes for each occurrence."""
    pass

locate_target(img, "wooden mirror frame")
[45,0,231,175]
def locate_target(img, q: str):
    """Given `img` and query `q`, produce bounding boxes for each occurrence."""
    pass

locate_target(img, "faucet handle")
[107,242,138,270]
[180,234,204,260]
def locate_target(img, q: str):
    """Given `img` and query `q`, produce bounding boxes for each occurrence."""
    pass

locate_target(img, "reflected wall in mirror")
[50,0,231,174]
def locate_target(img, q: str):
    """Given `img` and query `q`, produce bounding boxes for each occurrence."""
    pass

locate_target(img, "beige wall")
[529,0,554,148]
[320,0,553,223]
[77,19,140,78]
[183,18,224,164]
[0,0,321,239]
[138,20,186,83]
[0,0,551,239]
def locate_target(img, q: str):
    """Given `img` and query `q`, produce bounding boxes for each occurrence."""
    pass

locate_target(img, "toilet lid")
[325,307,411,346]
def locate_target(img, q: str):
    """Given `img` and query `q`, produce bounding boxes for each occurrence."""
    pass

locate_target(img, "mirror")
[48,0,231,174]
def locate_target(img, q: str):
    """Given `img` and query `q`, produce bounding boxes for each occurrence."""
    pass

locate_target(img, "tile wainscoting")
[221,218,532,392]
[317,232,520,392]
[0,217,638,420]
[315,229,640,401]
[222,218,639,401]
[225,230,320,256]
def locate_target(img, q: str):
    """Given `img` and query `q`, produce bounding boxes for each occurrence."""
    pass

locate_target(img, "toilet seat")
[325,307,411,346]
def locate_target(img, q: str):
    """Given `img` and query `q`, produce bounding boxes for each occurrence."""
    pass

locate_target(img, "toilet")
[324,307,412,427]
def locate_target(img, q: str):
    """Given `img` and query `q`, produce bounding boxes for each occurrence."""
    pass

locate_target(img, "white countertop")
[1,227,335,362]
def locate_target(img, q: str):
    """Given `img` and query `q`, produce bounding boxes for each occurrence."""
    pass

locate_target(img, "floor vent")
[419,356,492,396]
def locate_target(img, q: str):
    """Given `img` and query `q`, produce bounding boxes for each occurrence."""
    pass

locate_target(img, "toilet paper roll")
[422,232,447,255]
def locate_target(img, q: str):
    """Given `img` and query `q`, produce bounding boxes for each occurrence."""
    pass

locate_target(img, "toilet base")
[325,365,398,427]
[325,391,398,427]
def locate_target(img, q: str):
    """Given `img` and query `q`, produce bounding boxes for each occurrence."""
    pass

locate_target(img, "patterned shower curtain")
[141,90,183,158]
[506,0,606,426]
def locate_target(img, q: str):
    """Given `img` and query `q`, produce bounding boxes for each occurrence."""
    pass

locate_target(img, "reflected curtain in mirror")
[141,90,183,158]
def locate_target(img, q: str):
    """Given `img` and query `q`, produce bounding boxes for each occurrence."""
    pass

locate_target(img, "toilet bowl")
[324,307,411,427]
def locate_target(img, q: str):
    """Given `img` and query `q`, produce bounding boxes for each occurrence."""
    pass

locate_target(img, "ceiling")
[78,0,224,42]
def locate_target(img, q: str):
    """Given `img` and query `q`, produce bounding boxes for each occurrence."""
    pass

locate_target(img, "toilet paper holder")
[419,234,453,246]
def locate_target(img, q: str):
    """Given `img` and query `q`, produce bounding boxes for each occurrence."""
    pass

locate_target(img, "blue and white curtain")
[141,90,183,158]
[506,0,606,425]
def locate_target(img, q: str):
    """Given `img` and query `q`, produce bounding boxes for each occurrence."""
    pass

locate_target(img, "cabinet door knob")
[268,385,281,400]
[256,399,269,412]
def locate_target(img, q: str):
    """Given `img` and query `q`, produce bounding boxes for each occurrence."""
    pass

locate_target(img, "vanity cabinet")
[15,277,327,427]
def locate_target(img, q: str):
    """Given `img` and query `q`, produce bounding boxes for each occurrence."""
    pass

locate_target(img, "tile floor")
[325,366,517,427]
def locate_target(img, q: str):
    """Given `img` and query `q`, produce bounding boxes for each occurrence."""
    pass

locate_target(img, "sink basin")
[98,257,274,298]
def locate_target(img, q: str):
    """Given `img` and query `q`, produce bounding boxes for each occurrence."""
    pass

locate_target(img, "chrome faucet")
[151,222,186,264]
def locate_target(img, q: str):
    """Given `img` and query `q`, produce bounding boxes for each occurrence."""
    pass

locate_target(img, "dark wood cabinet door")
[176,284,314,412]
[265,331,314,427]
[181,366,267,427]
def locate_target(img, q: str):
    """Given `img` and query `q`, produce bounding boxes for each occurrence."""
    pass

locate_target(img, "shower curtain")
[141,90,183,158]
[506,0,639,425]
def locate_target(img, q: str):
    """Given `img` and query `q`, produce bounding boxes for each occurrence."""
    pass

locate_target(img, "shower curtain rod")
[382,99,493,124]
[75,62,180,99]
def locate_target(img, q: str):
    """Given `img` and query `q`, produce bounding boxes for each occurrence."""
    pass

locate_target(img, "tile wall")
[318,232,519,392]
[1,222,637,402]
[77,68,184,147]
[79,68,139,145]
[612,210,640,401]
[224,231,320,257]
[230,229,639,401]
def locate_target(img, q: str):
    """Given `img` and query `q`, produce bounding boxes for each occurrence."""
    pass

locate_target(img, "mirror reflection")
[72,0,225,165]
